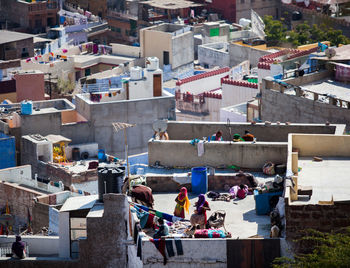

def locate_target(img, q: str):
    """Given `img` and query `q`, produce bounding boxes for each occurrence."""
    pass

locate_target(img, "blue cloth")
[165,240,175,257]
[174,238,183,255]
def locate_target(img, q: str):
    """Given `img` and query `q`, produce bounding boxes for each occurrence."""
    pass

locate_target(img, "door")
[153,74,161,97]
[163,51,169,65]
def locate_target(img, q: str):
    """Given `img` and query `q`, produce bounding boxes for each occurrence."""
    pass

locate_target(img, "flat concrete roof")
[153,191,271,238]
[0,30,34,44]
[140,0,203,9]
[302,79,350,102]
[293,157,350,205]
[60,194,98,212]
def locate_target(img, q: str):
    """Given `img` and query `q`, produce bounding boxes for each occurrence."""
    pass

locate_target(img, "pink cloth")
[230,185,248,199]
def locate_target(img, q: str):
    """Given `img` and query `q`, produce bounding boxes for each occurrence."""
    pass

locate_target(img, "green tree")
[273,227,350,268]
[263,15,287,46]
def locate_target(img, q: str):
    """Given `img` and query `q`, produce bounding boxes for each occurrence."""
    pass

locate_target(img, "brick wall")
[146,173,257,192]
[0,182,44,227]
[285,201,350,239]
[32,201,49,233]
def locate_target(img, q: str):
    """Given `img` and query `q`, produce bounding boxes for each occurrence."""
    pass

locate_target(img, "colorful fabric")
[145,213,155,228]
[150,239,167,265]
[237,185,248,199]
[139,213,149,229]
[196,194,206,213]
[165,240,175,257]
[194,229,227,238]
[174,187,190,218]
[233,134,244,141]
[174,238,183,255]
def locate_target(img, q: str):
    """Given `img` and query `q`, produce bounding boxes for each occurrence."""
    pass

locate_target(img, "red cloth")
[150,238,167,264]
[145,213,154,228]
[131,185,154,208]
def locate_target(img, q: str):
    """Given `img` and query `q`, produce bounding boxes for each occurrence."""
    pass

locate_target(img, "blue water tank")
[254,190,283,215]
[191,167,208,194]
[21,100,33,115]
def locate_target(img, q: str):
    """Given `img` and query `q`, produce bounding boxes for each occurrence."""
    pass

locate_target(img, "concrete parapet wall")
[261,87,350,127]
[0,235,59,256]
[142,238,227,267]
[290,134,350,157]
[166,121,341,142]
[148,140,288,169]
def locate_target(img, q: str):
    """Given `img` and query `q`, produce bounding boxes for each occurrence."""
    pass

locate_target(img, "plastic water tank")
[98,166,125,201]
[130,66,143,80]
[239,18,251,27]
[21,100,33,115]
[191,167,208,195]
[147,57,159,71]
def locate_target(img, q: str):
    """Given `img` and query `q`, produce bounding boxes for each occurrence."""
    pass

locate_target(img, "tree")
[273,227,350,268]
[263,15,287,46]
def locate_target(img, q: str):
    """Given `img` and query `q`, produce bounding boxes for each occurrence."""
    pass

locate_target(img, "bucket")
[191,167,208,195]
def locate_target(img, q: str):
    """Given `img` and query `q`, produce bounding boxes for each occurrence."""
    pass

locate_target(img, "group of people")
[211,130,255,142]
[153,187,211,238]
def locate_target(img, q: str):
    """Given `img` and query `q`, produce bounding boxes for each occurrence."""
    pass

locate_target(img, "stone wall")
[285,201,350,239]
[0,182,44,227]
[147,173,258,192]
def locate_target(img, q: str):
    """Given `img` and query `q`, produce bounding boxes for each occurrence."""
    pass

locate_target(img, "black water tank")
[72,148,80,161]
[98,166,125,201]
[292,11,302,21]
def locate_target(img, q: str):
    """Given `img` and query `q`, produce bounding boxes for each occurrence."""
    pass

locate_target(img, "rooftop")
[0,30,34,44]
[302,79,350,103]
[152,190,271,238]
[140,0,203,9]
[296,157,350,204]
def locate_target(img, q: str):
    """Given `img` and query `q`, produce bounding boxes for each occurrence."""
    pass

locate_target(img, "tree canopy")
[273,227,350,268]
[263,15,350,47]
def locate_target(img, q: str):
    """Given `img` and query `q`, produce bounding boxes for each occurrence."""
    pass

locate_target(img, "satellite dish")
[325,48,336,58]
[152,119,168,133]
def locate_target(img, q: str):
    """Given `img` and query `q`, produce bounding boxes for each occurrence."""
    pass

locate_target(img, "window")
[240,0,244,3]
[125,29,129,36]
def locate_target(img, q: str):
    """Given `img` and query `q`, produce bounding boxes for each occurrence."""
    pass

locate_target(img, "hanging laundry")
[174,238,183,255]
[197,140,205,157]
[150,238,167,265]
[165,240,175,257]
[93,44,98,54]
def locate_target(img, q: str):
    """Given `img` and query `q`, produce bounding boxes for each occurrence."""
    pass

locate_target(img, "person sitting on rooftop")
[242,130,255,141]
[211,130,223,141]
[233,133,244,142]
[153,131,169,140]
[153,218,169,239]
[12,235,26,259]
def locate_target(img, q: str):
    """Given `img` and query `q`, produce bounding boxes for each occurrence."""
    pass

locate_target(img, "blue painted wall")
[0,132,16,169]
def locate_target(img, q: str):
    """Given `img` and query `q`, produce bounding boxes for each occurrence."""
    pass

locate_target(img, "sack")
[263,162,275,175]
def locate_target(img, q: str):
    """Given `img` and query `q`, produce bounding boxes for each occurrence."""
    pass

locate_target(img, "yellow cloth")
[184,196,190,214]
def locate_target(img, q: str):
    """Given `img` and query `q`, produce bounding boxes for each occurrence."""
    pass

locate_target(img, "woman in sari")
[174,187,190,218]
